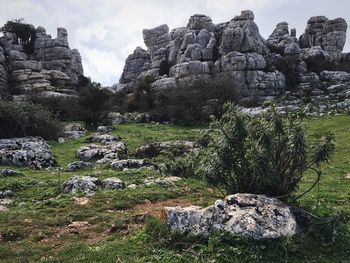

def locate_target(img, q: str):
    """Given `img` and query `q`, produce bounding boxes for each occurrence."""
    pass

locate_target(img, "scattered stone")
[163,193,299,239]
[63,176,101,195]
[97,126,114,133]
[110,159,150,170]
[108,112,131,124]
[63,123,87,139]
[144,177,156,186]
[66,161,93,172]
[89,133,120,144]
[102,177,126,190]
[156,176,182,186]
[135,141,196,158]
[76,142,127,161]
[0,190,13,199]
[0,137,56,168]
[0,205,7,212]
[127,184,138,189]
[1,169,19,177]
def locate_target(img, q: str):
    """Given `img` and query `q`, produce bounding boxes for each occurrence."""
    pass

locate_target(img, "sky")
[0,0,349,85]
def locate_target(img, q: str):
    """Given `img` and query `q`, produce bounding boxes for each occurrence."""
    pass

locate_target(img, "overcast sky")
[0,0,349,85]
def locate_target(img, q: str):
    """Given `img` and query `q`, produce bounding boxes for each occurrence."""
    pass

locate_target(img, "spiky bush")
[201,103,335,197]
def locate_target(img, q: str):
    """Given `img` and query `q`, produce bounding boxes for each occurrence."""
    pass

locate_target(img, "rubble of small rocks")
[62,123,87,140]
[97,126,114,133]
[115,9,350,109]
[66,161,93,172]
[63,176,126,195]
[144,176,182,187]
[102,177,126,189]
[88,133,121,145]
[1,169,19,177]
[0,25,84,98]
[110,159,150,170]
[0,137,56,168]
[76,143,127,161]
[135,141,195,158]
[162,193,299,239]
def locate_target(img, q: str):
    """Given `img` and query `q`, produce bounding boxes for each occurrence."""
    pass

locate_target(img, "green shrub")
[152,77,238,123]
[127,76,155,112]
[200,103,335,197]
[77,82,126,126]
[28,94,82,121]
[0,101,61,139]
[158,152,200,178]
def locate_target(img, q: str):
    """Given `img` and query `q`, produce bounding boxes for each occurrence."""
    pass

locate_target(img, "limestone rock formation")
[299,16,347,56]
[116,10,349,108]
[219,10,270,56]
[163,193,299,239]
[0,25,84,98]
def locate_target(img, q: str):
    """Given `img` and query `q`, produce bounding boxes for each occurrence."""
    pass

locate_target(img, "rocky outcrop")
[163,193,299,239]
[299,16,347,57]
[118,47,150,92]
[0,137,56,168]
[0,47,8,97]
[0,25,84,98]
[116,10,349,105]
[219,10,270,56]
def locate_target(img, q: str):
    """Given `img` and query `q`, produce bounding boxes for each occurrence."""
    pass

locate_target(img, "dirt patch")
[131,198,192,217]
[40,198,194,246]
[71,196,90,205]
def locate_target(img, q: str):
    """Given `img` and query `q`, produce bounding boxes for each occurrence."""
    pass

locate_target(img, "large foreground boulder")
[162,193,299,240]
[0,137,56,168]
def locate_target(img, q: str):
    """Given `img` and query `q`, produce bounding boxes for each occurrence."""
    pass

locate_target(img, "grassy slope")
[0,117,349,262]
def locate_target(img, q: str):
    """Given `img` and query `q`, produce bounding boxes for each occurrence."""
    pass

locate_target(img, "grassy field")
[0,116,349,262]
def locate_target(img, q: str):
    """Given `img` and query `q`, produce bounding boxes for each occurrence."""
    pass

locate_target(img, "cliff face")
[0,25,83,99]
[117,10,349,102]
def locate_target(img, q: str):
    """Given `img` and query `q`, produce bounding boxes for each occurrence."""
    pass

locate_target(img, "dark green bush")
[152,77,238,124]
[77,82,127,126]
[0,101,61,139]
[28,94,82,121]
[127,76,155,112]
[200,103,335,197]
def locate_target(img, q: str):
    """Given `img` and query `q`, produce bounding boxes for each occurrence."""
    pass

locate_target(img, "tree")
[1,19,36,53]
[200,103,335,198]
[78,82,113,126]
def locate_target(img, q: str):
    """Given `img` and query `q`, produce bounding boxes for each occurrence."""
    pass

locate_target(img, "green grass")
[0,116,350,262]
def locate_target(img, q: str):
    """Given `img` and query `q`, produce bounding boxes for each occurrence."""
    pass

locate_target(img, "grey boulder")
[163,193,299,240]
